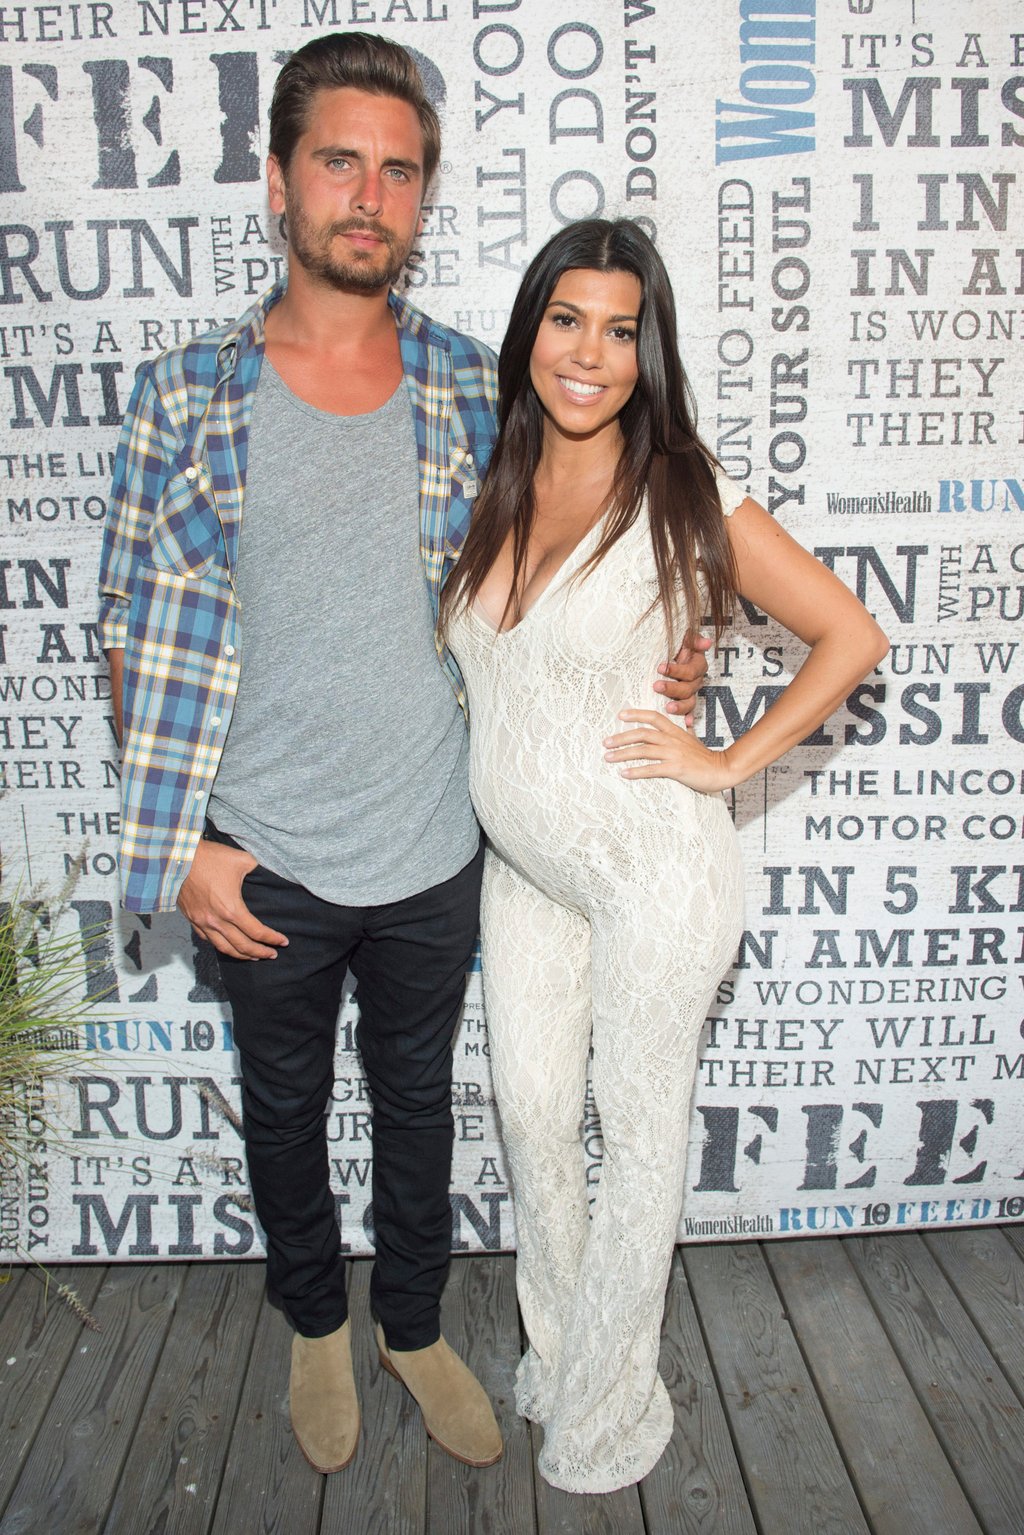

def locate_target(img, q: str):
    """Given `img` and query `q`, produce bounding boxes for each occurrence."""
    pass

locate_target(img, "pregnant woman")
[439,218,889,1494]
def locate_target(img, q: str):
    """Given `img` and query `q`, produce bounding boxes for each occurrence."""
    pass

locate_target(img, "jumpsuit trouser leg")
[481,844,741,1493]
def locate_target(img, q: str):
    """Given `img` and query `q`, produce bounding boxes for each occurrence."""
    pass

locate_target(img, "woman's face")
[528,266,642,444]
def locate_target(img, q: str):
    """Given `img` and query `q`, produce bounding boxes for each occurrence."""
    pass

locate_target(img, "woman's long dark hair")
[438,218,738,645]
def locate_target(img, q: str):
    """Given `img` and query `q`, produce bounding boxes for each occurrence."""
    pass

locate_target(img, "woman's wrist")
[712,743,744,791]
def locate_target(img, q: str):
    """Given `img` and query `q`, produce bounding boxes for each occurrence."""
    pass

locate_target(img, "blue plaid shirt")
[99,283,498,914]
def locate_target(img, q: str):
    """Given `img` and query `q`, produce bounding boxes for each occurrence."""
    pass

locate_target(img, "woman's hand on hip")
[604,710,736,794]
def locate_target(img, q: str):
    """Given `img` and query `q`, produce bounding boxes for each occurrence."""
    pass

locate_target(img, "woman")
[439,219,889,1494]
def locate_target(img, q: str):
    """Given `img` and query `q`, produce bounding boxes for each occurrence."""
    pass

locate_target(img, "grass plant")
[0,867,105,1326]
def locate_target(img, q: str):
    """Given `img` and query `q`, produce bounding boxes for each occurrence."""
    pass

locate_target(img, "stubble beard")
[286,203,413,293]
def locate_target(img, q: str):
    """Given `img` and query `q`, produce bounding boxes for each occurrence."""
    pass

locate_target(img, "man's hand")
[653,633,712,723]
[177,838,288,961]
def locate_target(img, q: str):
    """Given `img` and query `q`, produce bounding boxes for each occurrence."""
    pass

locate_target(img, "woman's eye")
[611,327,636,343]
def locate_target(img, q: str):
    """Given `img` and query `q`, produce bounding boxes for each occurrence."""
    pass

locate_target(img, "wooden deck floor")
[2,1226,1023,1534]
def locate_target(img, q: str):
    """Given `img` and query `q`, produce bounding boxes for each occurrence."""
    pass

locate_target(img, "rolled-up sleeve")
[98,365,181,651]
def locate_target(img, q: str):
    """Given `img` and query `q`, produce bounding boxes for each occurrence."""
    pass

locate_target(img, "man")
[99,32,707,1476]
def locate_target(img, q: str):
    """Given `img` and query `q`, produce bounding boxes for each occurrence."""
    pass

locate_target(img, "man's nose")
[353,168,383,217]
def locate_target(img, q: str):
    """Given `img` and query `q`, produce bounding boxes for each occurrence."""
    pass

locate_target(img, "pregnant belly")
[468,718,723,897]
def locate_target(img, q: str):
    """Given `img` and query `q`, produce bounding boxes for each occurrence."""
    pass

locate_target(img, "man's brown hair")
[269,32,441,185]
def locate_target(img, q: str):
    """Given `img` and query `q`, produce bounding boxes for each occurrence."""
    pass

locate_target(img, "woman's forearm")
[606,497,890,796]
[719,618,889,787]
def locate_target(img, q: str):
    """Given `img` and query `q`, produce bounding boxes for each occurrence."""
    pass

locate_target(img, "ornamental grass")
[0,858,105,1327]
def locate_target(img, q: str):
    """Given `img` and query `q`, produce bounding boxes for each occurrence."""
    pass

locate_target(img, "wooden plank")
[924,1227,1024,1402]
[5,1237,1022,1535]
[0,1264,107,1520]
[322,1259,427,1535]
[426,1254,534,1535]
[103,1260,265,1535]
[208,1288,322,1535]
[1002,1223,1024,1265]
[767,1237,981,1535]
[683,1242,869,1535]
[0,1263,182,1535]
[640,1250,756,1535]
[847,1232,1024,1534]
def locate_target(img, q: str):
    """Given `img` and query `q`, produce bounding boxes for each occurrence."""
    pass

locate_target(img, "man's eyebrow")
[545,299,639,322]
[313,145,359,162]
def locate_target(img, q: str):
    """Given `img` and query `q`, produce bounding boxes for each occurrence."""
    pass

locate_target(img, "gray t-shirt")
[207,360,478,904]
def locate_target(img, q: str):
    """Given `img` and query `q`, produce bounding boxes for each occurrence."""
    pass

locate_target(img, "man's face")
[268,87,426,292]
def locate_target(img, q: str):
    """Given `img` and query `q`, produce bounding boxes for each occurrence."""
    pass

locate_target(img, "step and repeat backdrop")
[1,0,1022,1262]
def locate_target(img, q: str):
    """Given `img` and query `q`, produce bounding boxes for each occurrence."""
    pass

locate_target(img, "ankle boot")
[290,1319,360,1473]
[376,1325,503,1467]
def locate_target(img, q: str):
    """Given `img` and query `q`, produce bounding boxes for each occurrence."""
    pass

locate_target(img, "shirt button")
[224,645,235,657]
[185,466,199,482]
[211,715,222,727]
[466,453,474,465]
[194,790,204,801]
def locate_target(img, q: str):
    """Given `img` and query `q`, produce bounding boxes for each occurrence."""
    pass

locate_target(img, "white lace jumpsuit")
[446,474,746,1494]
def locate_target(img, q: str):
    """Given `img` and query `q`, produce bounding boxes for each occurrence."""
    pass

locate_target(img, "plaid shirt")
[99,282,498,914]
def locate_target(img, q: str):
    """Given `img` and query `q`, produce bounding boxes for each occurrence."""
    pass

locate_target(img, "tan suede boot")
[289,1320,360,1473]
[376,1324,503,1467]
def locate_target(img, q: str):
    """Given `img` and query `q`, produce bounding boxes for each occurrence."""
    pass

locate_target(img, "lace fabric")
[447,471,747,1493]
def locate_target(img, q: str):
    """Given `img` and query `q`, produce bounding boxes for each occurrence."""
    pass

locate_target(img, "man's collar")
[388,287,452,352]
[214,279,287,377]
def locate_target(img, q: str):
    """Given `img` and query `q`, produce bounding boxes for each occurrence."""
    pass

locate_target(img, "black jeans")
[211,828,484,1347]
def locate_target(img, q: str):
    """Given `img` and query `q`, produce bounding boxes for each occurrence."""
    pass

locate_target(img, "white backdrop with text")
[1,0,1023,1262]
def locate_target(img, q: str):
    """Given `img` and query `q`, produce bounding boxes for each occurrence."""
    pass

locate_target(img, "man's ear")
[267,154,286,216]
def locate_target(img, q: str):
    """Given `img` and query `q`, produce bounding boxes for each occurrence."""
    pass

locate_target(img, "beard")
[285,204,413,292]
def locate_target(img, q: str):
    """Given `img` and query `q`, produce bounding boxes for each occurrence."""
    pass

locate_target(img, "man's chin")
[332,268,392,292]
[307,254,404,293]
